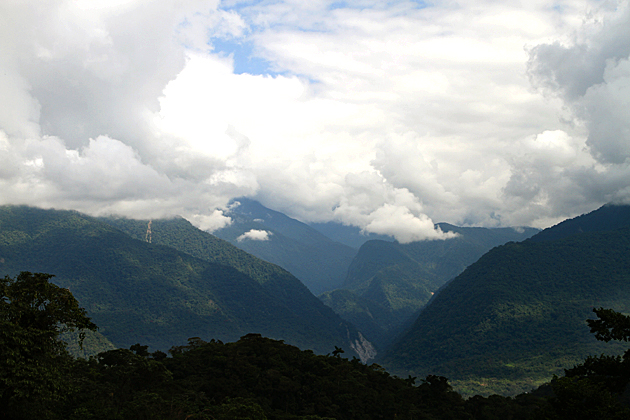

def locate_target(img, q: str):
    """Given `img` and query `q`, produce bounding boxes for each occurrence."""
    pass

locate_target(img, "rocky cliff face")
[350,331,377,363]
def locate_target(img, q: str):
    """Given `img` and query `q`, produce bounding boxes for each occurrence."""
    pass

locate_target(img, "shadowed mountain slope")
[380,204,630,396]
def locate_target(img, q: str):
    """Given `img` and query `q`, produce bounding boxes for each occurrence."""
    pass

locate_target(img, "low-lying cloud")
[237,229,272,242]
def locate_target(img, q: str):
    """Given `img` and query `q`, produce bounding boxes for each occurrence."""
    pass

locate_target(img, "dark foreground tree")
[539,307,630,419]
[14,270,623,419]
[0,272,97,419]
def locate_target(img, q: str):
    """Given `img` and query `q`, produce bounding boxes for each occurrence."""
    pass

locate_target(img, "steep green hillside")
[381,205,630,396]
[212,198,357,294]
[0,206,371,359]
[321,225,538,349]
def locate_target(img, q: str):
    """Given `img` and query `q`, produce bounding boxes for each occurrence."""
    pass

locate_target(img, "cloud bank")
[1,0,629,243]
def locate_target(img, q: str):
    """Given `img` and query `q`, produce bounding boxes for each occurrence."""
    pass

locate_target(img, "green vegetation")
[0,206,367,358]
[7,271,630,419]
[322,225,538,349]
[381,205,630,396]
[319,289,395,349]
[534,307,630,419]
[6,204,630,417]
[0,272,538,419]
[0,272,97,418]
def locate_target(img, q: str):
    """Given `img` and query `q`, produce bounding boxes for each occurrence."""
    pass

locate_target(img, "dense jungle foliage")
[4,272,630,420]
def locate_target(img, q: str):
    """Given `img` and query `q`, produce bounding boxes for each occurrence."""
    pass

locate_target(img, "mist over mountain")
[0,206,374,360]
[381,204,630,396]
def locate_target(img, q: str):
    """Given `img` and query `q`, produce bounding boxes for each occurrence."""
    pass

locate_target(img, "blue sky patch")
[211,37,280,76]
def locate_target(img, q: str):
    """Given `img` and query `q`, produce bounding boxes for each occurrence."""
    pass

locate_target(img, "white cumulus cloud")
[1,0,629,242]
[237,229,272,242]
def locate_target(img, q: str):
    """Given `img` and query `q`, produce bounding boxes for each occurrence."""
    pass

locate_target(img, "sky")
[1,0,629,243]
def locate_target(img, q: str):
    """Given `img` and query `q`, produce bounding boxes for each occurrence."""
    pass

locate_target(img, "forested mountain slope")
[381,204,630,396]
[321,224,538,349]
[0,206,373,359]
[212,198,358,294]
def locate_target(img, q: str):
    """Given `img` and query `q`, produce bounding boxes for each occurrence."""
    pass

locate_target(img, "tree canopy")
[0,272,97,419]
[538,307,630,419]
[5,270,630,419]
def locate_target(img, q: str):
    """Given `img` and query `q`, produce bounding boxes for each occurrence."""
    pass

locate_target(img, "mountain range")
[0,206,375,360]
[211,198,538,349]
[4,200,629,399]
